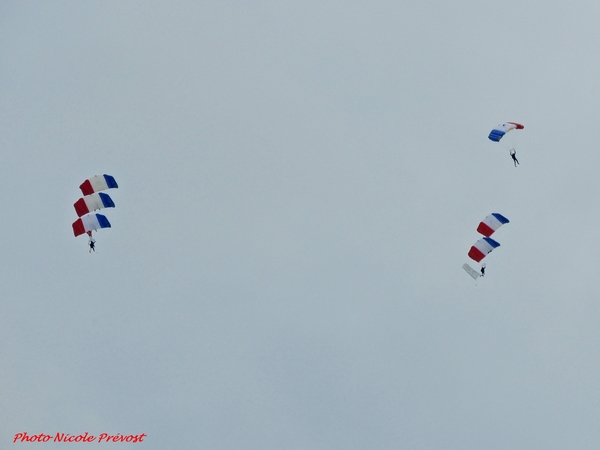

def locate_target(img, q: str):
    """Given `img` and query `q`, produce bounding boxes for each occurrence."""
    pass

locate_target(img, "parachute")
[464,212,510,278]
[72,174,118,249]
[73,192,115,217]
[488,122,524,142]
[477,213,509,237]
[72,213,111,237]
[79,174,118,196]
[462,263,480,280]
[468,237,500,262]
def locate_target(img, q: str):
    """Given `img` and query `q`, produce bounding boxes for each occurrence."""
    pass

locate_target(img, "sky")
[2,1,600,448]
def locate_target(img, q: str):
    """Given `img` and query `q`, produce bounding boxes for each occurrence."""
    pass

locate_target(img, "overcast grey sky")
[2,1,600,448]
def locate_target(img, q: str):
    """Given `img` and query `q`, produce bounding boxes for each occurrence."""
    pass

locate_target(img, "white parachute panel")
[462,263,480,280]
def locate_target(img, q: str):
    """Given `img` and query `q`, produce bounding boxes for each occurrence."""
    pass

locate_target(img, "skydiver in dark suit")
[510,149,519,167]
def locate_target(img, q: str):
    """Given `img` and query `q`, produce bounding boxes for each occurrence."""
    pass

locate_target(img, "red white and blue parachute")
[72,174,118,242]
[477,213,509,237]
[79,174,118,196]
[488,122,524,142]
[463,213,510,279]
[468,237,500,263]
[72,213,112,237]
[73,192,115,217]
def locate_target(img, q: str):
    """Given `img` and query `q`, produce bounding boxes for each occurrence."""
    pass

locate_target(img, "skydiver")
[510,148,519,167]
[480,263,486,277]
[89,238,96,253]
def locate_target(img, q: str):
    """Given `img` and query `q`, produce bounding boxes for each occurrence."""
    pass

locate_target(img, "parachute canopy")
[477,213,509,237]
[468,237,500,262]
[72,213,111,237]
[462,263,480,280]
[74,192,115,217]
[488,122,524,142]
[80,174,118,196]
